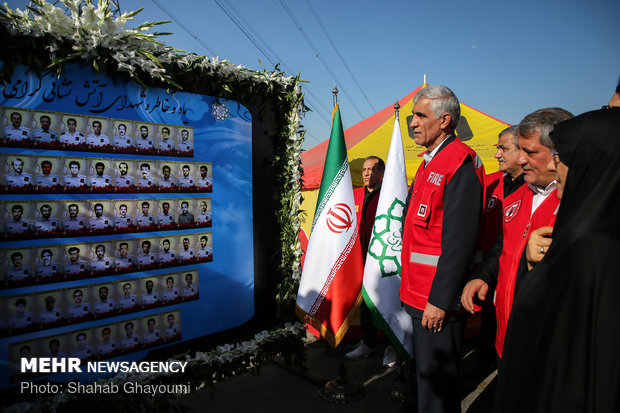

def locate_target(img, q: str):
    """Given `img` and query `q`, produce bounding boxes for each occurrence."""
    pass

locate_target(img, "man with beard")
[89,203,114,232]
[34,160,61,190]
[34,204,60,236]
[136,240,156,267]
[90,244,112,273]
[197,235,213,261]
[158,239,176,264]
[115,162,135,189]
[113,204,133,230]
[4,204,31,236]
[197,165,212,191]
[63,247,87,277]
[62,203,86,234]
[178,237,195,262]
[141,279,160,307]
[39,296,63,327]
[89,162,112,190]
[5,158,32,189]
[178,165,195,189]
[135,125,154,151]
[94,286,116,317]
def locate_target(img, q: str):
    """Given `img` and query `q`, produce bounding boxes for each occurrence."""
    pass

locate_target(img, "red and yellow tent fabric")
[300,84,511,237]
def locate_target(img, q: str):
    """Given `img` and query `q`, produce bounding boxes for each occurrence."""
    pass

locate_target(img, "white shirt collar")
[423,138,449,164]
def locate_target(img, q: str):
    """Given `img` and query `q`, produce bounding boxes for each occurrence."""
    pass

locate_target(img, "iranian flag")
[296,105,364,347]
[362,115,414,360]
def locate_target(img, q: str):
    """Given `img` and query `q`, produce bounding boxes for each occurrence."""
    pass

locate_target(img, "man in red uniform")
[347,156,393,363]
[462,108,573,360]
[474,126,525,366]
[400,85,484,413]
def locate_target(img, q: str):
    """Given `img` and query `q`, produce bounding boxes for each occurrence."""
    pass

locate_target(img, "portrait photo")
[33,202,62,238]
[2,108,33,147]
[32,112,60,149]
[2,201,34,239]
[87,159,114,191]
[60,200,89,236]
[59,115,86,149]
[3,155,34,192]
[2,248,34,287]
[34,245,63,282]
[62,244,89,279]
[62,157,88,192]
[33,157,63,192]
[85,118,111,150]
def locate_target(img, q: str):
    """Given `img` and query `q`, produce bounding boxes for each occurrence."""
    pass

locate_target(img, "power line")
[304,0,376,113]
[151,0,218,56]
[213,0,332,132]
[277,0,366,120]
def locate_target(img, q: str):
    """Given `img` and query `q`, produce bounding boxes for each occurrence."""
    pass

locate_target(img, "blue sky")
[5,0,620,149]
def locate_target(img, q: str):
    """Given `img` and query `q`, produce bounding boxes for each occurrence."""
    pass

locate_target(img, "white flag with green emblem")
[362,115,414,360]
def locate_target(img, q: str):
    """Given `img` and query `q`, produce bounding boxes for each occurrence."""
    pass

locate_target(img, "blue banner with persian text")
[0,62,254,388]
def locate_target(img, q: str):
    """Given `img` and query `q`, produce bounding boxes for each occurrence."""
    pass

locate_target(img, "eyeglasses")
[551,150,560,166]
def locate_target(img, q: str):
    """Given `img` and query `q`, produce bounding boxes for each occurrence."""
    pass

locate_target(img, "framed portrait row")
[1,197,212,240]
[1,106,194,157]
[2,232,213,289]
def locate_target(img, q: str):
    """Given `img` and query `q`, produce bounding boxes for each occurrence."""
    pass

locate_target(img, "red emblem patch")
[504,199,522,223]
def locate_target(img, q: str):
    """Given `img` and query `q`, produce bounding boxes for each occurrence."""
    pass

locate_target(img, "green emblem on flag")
[367,199,405,278]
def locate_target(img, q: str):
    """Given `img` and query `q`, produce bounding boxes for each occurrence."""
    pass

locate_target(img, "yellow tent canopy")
[300,84,510,237]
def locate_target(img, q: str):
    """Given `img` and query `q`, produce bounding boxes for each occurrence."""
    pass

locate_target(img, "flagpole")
[318,86,365,404]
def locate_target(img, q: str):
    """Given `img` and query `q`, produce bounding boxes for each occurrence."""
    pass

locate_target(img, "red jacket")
[495,185,560,356]
[476,171,505,264]
[353,186,380,260]
[400,139,484,310]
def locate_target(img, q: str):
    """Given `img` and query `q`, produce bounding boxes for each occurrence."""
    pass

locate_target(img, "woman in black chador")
[494,107,620,413]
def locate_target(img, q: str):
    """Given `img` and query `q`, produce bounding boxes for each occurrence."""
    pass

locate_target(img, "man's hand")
[526,226,554,270]
[461,279,489,314]
[422,302,446,333]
